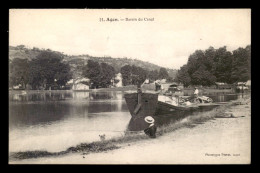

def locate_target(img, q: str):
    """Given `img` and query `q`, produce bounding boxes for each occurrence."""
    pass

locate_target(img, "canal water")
[9,90,242,153]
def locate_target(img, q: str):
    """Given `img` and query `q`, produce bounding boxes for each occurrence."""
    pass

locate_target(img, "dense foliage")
[9,45,177,80]
[10,45,250,89]
[120,65,171,86]
[175,45,251,87]
[9,58,29,88]
[9,51,72,90]
[82,60,116,89]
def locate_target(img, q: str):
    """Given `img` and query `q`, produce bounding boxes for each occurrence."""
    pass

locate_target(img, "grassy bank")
[9,95,250,161]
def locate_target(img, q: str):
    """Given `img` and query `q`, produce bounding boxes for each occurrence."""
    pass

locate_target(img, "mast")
[133,83,142,116]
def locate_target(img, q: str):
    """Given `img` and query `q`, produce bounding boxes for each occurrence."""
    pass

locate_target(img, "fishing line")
[81,129,144,133]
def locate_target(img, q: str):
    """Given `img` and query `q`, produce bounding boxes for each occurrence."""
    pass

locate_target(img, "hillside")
[9,45,177,79]
[9,45,64,60]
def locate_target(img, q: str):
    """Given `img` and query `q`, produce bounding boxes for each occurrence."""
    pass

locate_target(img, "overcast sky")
[9,9,251,69]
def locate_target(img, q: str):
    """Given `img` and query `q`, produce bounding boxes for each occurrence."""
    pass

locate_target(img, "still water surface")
[9,90,241,153]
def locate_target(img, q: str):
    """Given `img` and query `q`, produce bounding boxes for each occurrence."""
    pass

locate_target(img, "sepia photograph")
[8,9,251,164]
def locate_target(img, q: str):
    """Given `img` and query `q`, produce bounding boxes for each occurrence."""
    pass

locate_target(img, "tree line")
[175,45,251,87]
[9,51,72,90]
[82,61,173,88]
[9,51,118,90]
[82,60,116,89]
[120,65,173,86]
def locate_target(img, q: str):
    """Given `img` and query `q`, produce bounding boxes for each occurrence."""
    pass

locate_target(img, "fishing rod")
[80,129,144,133]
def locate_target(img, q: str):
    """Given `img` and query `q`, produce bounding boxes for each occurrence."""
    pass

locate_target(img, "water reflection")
[9,91,128,127]
[72,92,89,100]
[9,91,132,152]
[9,112,131,153]
[10,91,92,102]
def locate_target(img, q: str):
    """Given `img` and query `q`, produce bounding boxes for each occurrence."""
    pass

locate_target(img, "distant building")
[160,82,178,91]
[236,81,249,90]
[12,84,22,90]
[141,79,161,91]
[67,77,90,91]
[245,80,251,89]
[141,79,183,92]
[115,73,123,87]
[66,79,74,85]
[215,82,233,89]
[215,82,225,85]
[237,82,246,86]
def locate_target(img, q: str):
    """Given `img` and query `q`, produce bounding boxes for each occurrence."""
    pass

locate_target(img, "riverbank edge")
[9,95,250,162]
[9,87,237,94]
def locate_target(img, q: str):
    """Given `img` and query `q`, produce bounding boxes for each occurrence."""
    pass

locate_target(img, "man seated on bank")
[144,116,157,138]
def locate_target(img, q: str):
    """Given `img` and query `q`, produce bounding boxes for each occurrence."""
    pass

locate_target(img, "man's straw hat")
[144,116,155,124]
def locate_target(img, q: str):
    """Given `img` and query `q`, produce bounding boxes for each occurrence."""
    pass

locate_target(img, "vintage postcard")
[9,9,251,164]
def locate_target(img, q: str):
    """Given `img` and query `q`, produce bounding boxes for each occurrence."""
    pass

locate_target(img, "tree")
[203,47,215,72]
[28,60,46,89]
[100,62,116,88]
[213,46,233,83]
[16,45,26,50]
[191,65,216,86]
[131,65,147,86]
[9,58,29,88]
[186,50,205,76]
[121,65,132,86]
[176,45,251,87]
[82,60,116,88]
[28,51,72,89]
[231,46,251,83]
[82,60,101,89]
[148,70,159,81]
[54,63,72,87]
[175,65,191,87]
[120,65,148,86]
[246,45,251,80]
[158,68,169,79]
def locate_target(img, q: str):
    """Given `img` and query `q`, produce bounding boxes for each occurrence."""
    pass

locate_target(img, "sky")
[9,9,251,69]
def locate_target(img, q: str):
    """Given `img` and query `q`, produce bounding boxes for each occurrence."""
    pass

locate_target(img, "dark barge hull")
[125,93,219,117]
[124,92,219,131]
[124,93,158,117]
[156,101,199,113]
[155,101,220,115]
[124,92,158,131]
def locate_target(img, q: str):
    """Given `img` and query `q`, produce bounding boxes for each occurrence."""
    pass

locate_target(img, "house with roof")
[245,80,251,89]
[114,73,123,87]
[215,82,233,89]
[67,77,90,91]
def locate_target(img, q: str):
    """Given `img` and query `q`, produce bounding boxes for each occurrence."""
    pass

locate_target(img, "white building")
[115,73,123,87]
[245,80,251,87]
[67,77,90,90]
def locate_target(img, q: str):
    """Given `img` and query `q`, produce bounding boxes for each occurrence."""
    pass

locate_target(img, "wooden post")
[137,84,142,105]
[133,84,142,117]
[242,85,244,98]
